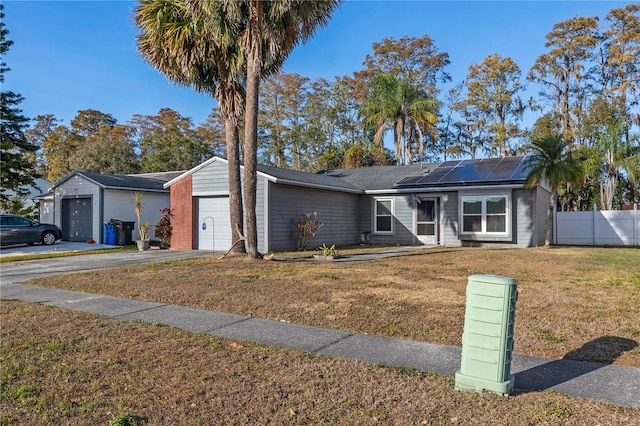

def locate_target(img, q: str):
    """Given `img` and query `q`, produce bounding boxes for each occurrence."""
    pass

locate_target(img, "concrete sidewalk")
[1,281,638,409]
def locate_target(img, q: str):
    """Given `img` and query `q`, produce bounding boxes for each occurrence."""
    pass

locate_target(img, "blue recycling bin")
[104,223,116,245]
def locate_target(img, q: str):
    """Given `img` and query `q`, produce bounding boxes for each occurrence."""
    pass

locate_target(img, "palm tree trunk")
[545,191,557,246]
[243,0,262,259]
[226,118,245,254]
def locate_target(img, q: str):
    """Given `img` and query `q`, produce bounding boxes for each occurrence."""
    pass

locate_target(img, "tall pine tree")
[1,5,38,201]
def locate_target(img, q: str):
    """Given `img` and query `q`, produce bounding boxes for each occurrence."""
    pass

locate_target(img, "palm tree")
[135,0,247,253]
[596,118,640,210]
[137,0,341,258]
[524,135,583,245]
[361,73,439,165]
[214,0,341,258]
[245,0,341,258]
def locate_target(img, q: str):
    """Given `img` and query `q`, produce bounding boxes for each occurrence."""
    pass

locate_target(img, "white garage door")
[197,197,232,251]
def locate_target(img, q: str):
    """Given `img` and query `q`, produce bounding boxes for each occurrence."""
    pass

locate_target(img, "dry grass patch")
[2,301,639,425]
[28,246,640,366]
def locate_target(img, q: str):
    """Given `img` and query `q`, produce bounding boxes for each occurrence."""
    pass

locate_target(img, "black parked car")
[0,214,63,246]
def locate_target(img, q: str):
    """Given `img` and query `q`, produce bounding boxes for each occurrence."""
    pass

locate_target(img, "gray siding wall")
[348,188,540,248]
[535,186,551,246]
[369,194,417,246]
[53,175,101,241]
[439,192,459,246]
[103,190,169,241]
[513,188,535,248]
[268,183,361,251]
[192,160,229,194]
[356,196,371,236]
[447,188,537,248]
[361,192,457,246]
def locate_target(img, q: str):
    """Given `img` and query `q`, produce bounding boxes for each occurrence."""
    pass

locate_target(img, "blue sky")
[3,1,631,130]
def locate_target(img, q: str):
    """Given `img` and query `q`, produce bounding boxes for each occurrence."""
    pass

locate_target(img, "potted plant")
[314,243,340,260]
[137,221,151,251]
[132,192,151,251]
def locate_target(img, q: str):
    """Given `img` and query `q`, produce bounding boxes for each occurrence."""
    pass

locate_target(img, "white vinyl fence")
[555,204,639,246]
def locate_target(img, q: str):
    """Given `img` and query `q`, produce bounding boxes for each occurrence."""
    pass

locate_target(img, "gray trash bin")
[114,221,135,246]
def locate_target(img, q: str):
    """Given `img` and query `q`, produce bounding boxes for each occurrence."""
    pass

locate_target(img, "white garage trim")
[197,197,232,251]
[193,190,229,197]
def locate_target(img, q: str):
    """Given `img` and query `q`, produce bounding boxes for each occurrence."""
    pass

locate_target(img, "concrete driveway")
[0,246,215,284]
[0,241,118,258]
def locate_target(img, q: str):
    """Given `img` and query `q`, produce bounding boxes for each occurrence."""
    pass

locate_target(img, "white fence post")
[635,204,638,246]
[593,204,598,246]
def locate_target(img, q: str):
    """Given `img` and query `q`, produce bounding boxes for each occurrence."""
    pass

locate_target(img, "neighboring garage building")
[49,171,181,243]
[165,156,551,252]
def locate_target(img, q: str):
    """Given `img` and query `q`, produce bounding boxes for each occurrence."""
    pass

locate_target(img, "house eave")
[163,156,282,188]
[101,186,169,193]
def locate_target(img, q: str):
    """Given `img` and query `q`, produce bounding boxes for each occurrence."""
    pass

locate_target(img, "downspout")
[98,189,104,244]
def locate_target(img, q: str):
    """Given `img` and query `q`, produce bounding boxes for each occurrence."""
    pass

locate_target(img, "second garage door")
[197,197,232,251]
[62,197,93,242]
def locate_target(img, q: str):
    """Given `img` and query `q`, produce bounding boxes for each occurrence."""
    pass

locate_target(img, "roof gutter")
[101,186,169,193]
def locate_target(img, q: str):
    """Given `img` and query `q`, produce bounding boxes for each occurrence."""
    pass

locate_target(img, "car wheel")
[41,231,57,245]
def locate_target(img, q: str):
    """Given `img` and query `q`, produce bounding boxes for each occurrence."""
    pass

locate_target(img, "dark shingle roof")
[166,156,531,193]
[320,164,439,191]
[54,171,181,192]
[257,164,363,192]
[129,171,184,182]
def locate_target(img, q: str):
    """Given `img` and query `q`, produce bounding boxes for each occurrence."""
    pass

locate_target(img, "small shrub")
[155,208,173,248]
[296,212,323,250]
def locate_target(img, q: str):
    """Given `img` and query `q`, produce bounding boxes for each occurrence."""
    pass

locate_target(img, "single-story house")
[47,171,181,243]
[165,156,551,252]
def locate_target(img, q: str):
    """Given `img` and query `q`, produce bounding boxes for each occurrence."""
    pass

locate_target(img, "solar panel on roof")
[487,156,523,180]
[508,156,530,180]
[394,157,529,187]
[396,175,423,186]
[415,160,461,184]
[441,159,478,182]
[463,158,502,181]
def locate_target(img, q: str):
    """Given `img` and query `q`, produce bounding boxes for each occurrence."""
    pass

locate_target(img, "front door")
[416,198,438,245]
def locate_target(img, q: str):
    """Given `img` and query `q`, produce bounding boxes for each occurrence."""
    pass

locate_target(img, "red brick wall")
[170,175,195,249]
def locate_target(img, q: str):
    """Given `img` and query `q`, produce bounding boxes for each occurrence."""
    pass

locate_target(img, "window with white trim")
[461,195,509,235]
[374,198,394,234]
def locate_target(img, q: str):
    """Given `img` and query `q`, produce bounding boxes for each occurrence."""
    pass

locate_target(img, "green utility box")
[455,274,518,396]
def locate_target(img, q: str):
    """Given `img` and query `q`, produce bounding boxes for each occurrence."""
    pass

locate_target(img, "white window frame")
[373,197,394,235]
[459,192,511,240]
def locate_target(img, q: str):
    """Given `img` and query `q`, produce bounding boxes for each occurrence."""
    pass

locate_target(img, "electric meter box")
[455,274,518,396]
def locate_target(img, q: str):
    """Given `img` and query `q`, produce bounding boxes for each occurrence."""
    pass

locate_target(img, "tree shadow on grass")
[514,336,638,393]
[562,336,638,364]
